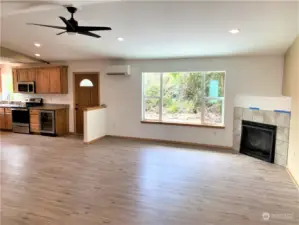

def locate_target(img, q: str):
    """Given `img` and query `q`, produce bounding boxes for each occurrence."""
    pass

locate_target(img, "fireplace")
[240,120,277,163]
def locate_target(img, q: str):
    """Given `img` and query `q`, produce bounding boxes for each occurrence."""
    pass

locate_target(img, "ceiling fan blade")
[77,31,101,38]
[27,23,66,30]
[57,31,67,35]
[59,16,75,30]
[77,26,112,32]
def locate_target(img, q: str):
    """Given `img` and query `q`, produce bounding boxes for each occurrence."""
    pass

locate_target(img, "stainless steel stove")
[12,98,43,134]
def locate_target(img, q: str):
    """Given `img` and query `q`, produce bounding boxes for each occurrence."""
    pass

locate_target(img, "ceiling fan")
[27,6,112,38]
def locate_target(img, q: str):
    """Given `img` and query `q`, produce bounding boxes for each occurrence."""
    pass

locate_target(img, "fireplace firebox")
[240,120,277,163]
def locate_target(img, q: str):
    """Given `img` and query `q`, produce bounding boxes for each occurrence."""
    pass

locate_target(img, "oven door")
[12,108,30,134]
[12,108,30,125]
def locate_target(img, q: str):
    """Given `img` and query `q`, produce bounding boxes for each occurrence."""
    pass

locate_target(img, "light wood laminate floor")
[0,132,298,225]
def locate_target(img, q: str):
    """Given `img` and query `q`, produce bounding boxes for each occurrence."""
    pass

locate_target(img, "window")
[142,72,225,126]
[80,79,93,87]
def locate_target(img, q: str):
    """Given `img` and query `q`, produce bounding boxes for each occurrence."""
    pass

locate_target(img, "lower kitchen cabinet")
[29,108,69,136]
[0,108,13,130]
[55,108,69,136]
[0,109,5,129]
[5,108,12,130]
[30,109,40,133]
[1,107,68,135]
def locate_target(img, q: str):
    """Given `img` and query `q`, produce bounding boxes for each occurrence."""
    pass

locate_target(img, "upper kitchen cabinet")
[13,68,37,92]
[36,68,50,93]
[12,69,18,92]
[36,67,68,94]
[18,68,36,82]
[49,67,68,93]
[13,66,68,94]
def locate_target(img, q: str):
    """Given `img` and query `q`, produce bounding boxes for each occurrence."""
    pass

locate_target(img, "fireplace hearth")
[240,120,277,163]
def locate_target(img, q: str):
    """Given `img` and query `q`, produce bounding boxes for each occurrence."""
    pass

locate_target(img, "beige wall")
[283,37,299,184]
[103,56,284,147]
[3,56,285,147]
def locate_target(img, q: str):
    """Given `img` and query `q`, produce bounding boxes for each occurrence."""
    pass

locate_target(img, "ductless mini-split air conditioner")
[106,65,131,76]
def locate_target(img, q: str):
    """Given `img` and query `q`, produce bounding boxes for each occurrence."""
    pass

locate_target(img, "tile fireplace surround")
[233,107,291,167]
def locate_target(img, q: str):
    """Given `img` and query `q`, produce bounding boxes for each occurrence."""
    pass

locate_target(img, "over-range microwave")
[17,82,35,94]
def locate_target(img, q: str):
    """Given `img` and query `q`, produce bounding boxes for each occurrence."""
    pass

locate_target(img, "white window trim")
[142,71,225,126]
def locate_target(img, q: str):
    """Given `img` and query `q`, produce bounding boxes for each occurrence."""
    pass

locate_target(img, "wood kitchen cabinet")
[49,67,68,94]
[29,108,68,135]
[0,108,5,129]
[36,67,68,94]
[12,69,18,93]
[49,67,63,93]
[5,108,12,130]
[18,69,28,81]
[12,68,36,92]
[1,107,68,135]
[0,108,12,130]
[17,68,36,82]
[12,66,68,94]
[27,68,37,81]
[30,109,40,133]
[36,68,50,93]
[55,108,69,136]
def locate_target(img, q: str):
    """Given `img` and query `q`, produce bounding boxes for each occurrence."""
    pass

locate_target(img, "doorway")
[73,73,99,134]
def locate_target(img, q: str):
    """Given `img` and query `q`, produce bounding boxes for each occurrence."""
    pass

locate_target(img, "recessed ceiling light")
[117,37,124,41]
[35,53,40,57]
[229,29,240,34]
[34,43,41,47]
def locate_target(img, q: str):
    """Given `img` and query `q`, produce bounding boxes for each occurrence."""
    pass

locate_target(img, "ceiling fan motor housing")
[66,6,77,15]
[67,18,78,32]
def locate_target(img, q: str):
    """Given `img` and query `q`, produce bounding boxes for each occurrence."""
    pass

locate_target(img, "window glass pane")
[143,73,161,97]
[204,99,223,125]
[80,79,93,87]
[205,72,225,97]
[142,71,225,125]
[162,72,203,124]
[144,98,160,121]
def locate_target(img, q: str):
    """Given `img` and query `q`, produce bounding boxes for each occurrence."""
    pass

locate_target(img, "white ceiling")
[1,1,298,61]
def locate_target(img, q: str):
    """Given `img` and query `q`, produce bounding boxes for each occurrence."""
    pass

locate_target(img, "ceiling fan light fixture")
[67,31,77,35]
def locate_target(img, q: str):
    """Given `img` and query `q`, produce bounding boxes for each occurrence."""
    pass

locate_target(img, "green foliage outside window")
[143,71,225,125]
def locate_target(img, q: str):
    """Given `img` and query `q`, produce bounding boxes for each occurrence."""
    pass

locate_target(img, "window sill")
[141,120,225,129]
